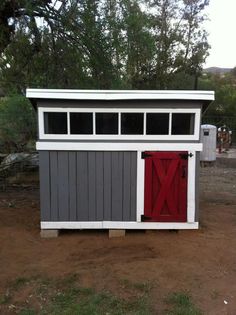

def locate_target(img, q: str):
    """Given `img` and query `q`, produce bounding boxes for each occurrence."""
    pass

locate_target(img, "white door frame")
[136,148,196,223]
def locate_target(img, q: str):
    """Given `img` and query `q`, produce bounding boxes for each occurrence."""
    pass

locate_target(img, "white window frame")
[38,107,201,140]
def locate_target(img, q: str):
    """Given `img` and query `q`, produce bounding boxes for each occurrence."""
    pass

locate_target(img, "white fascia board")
[41,221,199,230]
[36,142,203,151]
[26,89,215,101]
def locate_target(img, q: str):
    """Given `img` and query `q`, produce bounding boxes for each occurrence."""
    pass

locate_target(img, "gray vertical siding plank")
[39,151,51,221]
[50,152,59,221]
[111,152,123,221]
[123,153,131,221]
[130,152,137,221]
[77,152,89,221]
[103,152,112,220]
[96,152,104,220]
[68,152,77,221]
[88,152,96,221]
[58,152,69,221]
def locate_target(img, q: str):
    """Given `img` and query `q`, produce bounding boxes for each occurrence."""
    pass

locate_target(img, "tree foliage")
[199,70,236,142]
[200,71,236,116]
[0,0,210,92]
[0,95,37,152]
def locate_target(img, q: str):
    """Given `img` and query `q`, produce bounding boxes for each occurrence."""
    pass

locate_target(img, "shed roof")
[26,89,214,102]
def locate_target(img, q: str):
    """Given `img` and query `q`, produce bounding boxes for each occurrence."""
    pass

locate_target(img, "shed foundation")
[109,229,126,238]
[40,229,59,238]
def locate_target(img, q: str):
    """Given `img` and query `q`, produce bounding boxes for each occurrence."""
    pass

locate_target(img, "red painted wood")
[144,151,187,222]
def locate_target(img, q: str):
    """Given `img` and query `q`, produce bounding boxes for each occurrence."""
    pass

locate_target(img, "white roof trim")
[26,89,214,101]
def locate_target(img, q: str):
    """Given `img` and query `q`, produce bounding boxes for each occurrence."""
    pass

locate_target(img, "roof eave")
[26,89,215,103]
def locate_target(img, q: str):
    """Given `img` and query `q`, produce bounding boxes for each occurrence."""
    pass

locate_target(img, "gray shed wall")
[37,99,204,109]
[39,151,137,222]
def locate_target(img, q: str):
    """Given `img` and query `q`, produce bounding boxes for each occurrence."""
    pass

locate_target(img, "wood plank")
[58,152,69,221]
[39,151,51,221]
[77,152,89,221]
[111,152,123,221]
[50,152,58,221]
[103,152,112,220]
[123,152,131,221]
[130,152,137,221]
[88,152,96,221]
[69,152,77,221]
[96,152,104,220]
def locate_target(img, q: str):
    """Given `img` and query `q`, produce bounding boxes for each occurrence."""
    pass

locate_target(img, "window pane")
[171,113,195,135]
[146,113,169,135]
[121,113,144,135]
[70,113,93,134]
[44,112,67,134]
[96,113,118,134]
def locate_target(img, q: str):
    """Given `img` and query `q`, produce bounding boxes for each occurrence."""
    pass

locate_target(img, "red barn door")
[143,151,188,222]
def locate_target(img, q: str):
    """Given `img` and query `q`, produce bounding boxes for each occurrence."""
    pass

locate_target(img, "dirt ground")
[0,165,236,314]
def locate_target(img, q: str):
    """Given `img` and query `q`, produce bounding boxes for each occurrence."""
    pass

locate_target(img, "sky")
[204,0,236,68]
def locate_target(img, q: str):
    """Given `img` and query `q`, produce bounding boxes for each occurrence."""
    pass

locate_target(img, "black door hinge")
[179,153,193,160]
[141,152,152,159]
[141,214,152,221]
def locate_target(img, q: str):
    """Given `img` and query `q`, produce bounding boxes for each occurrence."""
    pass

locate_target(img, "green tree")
[149,0,209,89]
[0,0,210,92]
[0,95,37,152]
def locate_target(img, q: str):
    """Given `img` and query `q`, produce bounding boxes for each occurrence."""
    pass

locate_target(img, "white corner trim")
[41,221,199,230]
[36,142,203,151]
[27,88,215,101]
[187,152,196,223]
[136,151,145,221]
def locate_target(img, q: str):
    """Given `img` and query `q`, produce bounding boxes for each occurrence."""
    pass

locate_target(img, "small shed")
[26,89,214,233]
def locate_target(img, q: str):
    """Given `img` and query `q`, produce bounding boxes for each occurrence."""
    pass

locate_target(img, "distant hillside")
[203,67,232,75]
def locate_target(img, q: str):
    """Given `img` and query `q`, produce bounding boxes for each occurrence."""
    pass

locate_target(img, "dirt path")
[0,166,236,314]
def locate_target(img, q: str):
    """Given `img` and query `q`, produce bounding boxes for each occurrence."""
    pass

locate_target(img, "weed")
[12,277,29,290]
[0,294,11,304]
[120,279,154,294]
[211,289,219,300]
[132,281,154,294]
[55,273,79,288]
[19,308,36,315]
[47,287,151,315]
[165,292,202,315]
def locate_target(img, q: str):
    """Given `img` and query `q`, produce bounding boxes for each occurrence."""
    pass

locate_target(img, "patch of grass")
[2,275,152,315]
[0,294,11,304]
[54,273,79,288]
[132,281,154,294]
[211,289,219,300]
[47,287,151,315]
[12,277,29,290]
[19,309,36,315]
[120,279,154,294]
[165,292,202,315]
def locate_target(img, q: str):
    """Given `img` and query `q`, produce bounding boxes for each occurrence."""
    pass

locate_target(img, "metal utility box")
[200,124,217,162]
[27,89,214,232]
